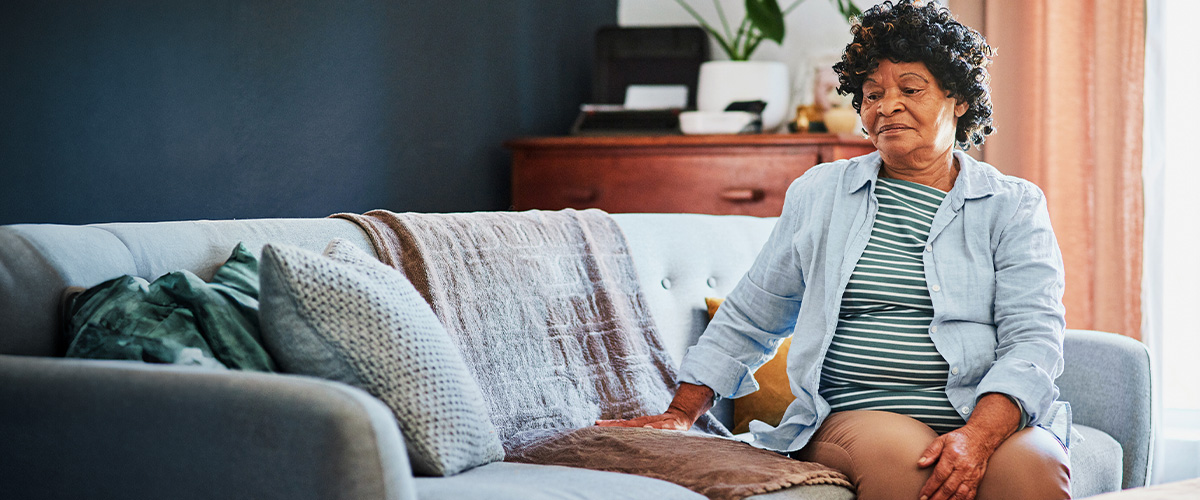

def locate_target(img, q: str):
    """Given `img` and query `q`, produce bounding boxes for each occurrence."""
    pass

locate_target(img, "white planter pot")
[697,61,790,132]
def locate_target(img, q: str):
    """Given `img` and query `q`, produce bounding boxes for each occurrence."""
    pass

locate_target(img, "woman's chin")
[873,139,918,160]
[874,139,955,163]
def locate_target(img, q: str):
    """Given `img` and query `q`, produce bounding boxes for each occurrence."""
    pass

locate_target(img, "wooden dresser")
[507,134,874,217]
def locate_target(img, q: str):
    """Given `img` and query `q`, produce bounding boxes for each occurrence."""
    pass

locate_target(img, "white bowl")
[678,111,756,135]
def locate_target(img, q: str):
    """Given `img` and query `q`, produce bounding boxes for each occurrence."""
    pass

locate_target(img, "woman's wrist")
[963,392,1023,449]
[666,382,716,425]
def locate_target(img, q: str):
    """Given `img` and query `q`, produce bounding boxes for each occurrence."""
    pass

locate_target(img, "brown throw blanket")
[507,427,852,500]
[335,209,850,497]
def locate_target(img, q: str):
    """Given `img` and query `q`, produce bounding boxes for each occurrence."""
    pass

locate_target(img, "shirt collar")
[948,150,997,205]
[846,152,881,194]
[845,150,996,205]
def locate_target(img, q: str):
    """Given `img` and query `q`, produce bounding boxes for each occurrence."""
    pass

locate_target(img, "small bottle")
[788,105,810,133]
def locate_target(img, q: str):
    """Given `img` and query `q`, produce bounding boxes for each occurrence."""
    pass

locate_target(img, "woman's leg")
[791,410,937,500]
[975,426,1071,499]
[791,410,1071,500]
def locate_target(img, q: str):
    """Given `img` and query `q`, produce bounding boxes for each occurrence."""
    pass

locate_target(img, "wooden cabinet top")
[505,133,872,151]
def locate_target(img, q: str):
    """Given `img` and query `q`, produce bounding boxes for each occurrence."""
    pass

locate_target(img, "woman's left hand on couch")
[595,382,715,430]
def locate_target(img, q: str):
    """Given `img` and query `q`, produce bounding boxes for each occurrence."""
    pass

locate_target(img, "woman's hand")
[595,410,692,430]
[916,425,997,500]
[594,382,715,430]
[917,393,1022,500]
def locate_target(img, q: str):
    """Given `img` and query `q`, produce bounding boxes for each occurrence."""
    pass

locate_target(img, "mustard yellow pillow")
[705,297,795,434]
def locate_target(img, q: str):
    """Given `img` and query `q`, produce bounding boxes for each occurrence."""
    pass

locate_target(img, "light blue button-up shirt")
[678,151,1068,452]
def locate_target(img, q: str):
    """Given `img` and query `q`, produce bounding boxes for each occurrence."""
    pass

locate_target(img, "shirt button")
[706,277,718,288]
[925,244,933,252]
[951,367,959,375]
[661,278,672,290]
[930,325,939,334]
[931,284,941,292]
[960,405,972,415]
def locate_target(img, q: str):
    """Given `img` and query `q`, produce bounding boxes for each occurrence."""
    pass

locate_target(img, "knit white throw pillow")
[258,239,503,476]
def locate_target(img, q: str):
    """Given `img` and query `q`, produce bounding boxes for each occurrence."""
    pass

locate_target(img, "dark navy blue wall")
[0,1,615,224]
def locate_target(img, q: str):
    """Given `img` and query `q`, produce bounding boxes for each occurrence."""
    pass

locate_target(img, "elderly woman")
[599,1,1072,499]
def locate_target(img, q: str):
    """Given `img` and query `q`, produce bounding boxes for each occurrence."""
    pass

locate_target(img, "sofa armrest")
[0,355,417,500]
[1057,329,1153,489]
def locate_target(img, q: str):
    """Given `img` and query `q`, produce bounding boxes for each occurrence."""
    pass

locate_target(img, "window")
[1157,1,1200,414]
[1145,0,1200,483]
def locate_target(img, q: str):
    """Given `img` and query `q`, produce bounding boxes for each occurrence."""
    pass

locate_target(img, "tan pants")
[790,410,1072,500]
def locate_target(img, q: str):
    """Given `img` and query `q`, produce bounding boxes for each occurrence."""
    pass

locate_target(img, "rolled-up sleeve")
[678,178,809,399]
[976,184,1066,425]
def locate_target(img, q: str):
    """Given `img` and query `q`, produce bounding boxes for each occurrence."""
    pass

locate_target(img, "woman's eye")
[904,88,923,95]
[865,93,881,101]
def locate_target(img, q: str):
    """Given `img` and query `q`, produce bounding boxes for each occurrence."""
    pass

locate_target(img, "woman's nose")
[878,92,903,115]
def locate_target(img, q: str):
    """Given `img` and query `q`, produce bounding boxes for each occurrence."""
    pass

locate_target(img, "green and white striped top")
[818,177,965,434]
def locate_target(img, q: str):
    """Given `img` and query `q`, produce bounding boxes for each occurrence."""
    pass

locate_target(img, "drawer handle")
[719,188,764,202]
[562,187,597,202]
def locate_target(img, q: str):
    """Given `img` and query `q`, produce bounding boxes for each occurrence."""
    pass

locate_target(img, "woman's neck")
[878,149,959,192]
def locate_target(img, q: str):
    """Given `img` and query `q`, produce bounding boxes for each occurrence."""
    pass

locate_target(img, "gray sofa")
[0,213,1152,499]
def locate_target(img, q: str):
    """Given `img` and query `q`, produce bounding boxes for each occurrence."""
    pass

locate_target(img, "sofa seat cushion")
[506,426,849,500]
[1070,424,1124,497]
[413,462,704,500]
[414,462,856,500]
[258,239,503,476]
[746,485,856,500]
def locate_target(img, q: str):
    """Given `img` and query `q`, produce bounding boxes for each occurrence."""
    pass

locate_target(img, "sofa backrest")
[614,213,777,425]
[613,214,776,362]
[0,213,776,355]
[0,218,374,357]
[0,212,776,426]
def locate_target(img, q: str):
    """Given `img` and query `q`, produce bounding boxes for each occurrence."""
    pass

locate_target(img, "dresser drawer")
[512,151,817,217]
[508,134,873,216]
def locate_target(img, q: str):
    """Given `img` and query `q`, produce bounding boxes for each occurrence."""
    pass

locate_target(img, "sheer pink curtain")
[981,0,1145,339]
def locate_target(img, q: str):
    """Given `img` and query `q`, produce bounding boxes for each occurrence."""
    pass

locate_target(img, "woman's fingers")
[928,469,965,500]
[918,430,990,500]
[595,413,684,429]
[918,436,945,467]
[953,480,978,500]
[920,454,957,500]
[594,416,651,427]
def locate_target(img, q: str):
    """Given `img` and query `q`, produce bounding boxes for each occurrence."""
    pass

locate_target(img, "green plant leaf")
[673,0,853,60]
[707,25,740,60]
[731,17,753,60]
[744,33,766,59]
[745,0,785,45]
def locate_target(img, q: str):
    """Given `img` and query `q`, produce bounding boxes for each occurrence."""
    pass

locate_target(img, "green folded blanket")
[62,243,276,372]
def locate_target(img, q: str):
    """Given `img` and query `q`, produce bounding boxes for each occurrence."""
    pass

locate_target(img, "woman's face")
[860,60,967,165]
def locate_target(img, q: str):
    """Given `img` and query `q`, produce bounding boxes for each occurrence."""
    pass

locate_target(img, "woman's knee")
[978,427,1071,500]
[798,412,1070,500]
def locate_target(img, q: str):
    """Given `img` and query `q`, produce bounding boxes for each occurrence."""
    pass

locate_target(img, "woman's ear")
[955,100,968,118]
